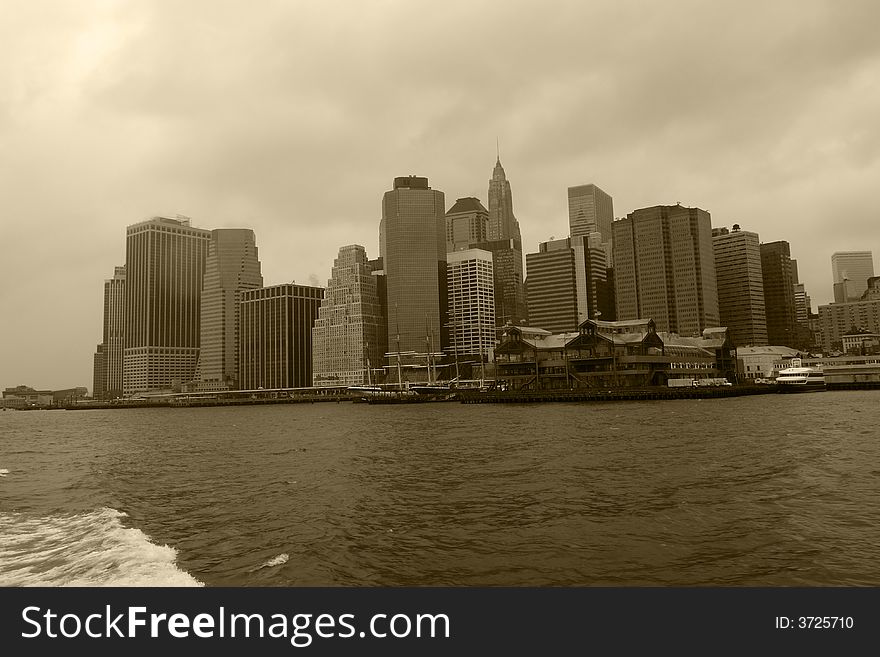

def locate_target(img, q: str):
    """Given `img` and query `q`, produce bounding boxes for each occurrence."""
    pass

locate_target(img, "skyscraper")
[312,245,385,386]
[568,184,614,266]
[712,226,767,346]
[93,345,106,400]
[380,176,447,361]
[447,249,495,366]
[831,251,875,302]
[239,284,324,390]
[445,197,488,253]
[93,265,126,399]
[760,241,798,347]
[123,216,211,395]
[613,205,719,335]
[197,229,263,390]
[487,157,521,242]
[525,236,609,333]
[485,157,526,325]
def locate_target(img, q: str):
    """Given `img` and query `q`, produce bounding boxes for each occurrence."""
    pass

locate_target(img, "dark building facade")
[712,226,767,346]
[471,237,526,327]
[123,216,211,395]
[760,241,798,348]
[239,284,324,390]
[380,176,448,359]
[494,319,735,391]
[197,229,263,390]
[445,197,488,253]
[613,205,719,337]
[93,265,126,399]
[525,236,612,334]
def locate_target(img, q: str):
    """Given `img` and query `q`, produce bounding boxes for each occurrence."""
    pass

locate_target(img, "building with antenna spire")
[477,152,526,326]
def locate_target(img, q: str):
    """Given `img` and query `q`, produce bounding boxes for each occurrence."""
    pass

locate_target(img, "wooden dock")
[457,385,779,404]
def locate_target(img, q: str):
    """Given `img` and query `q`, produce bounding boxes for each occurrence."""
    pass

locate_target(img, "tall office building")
[123,216,211,395]
[239,284,324,390]
[487,157,522,242]
[818,295,880,352]
[613,205,719,336]
[485,157,526,325]
[445,197,488,253]
[196,229,263,390]
[93,265,126,399]
[93,345,106,400]
[832,251,875,302]
[312,245,385,386]
[380,176,447,360]
[447,249,495,363]
[368,256,389,365]
[525,236,608,333]
[568,184,614,266]
[760,241,798,348]
[469,238,526,327]
[712,226,767,346]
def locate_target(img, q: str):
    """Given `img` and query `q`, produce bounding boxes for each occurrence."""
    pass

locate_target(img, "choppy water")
[1,392,879,586]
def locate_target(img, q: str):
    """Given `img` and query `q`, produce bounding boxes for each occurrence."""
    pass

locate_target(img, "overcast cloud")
[2,0,880,389]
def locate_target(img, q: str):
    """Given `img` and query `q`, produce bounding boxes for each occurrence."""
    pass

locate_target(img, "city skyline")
[3,0,880,389]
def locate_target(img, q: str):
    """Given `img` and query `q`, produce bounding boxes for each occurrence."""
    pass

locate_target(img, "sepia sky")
[2,0,880,390]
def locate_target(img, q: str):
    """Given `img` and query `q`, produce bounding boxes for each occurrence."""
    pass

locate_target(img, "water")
[1,392,879,586]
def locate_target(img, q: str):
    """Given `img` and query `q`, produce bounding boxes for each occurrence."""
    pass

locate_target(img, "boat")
[775,359,825,392]
[409,384,452,395]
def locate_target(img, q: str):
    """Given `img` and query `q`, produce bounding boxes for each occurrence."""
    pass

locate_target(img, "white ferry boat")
[775,359,825,392]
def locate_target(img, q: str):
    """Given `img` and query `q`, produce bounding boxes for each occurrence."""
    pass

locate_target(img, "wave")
[0,507,203,587]
[0,469,9,477]
[252,553,289,571]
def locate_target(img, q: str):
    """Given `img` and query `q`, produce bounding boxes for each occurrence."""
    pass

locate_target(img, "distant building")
[487,157,522,243]
[447,249,495,367]
[712,226,767,346]
[736,345,801,381]
[380,176,447,362]
[525,239,578,334]
[817,296,880,353]
[239,284,324,390]
[842,332,880,355]
[312,245,385,387]
[93,344,106,399]
[861,276,880,300]
[1,386,86,408]
[123,216,211,395]
[760,241,799,349]
[445,197,488,253]
[93,265,126,399]
[568,184,614,266]
[2,386,55,408]
[471,237,527,327]
[525,236,610,334]
[613,205,719,336]
[196,229,263,390]
[484,157,526,325]
[832,251,874,303]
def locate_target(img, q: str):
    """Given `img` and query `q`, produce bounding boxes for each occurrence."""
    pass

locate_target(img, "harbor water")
[1,391,879,586]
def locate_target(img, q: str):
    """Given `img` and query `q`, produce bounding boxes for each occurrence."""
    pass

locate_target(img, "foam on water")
[0,469,9,477]
[0,507,203,586]
[253,553,289,571]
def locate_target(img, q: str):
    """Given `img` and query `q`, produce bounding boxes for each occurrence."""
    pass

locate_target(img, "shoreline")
[9,382,879,411]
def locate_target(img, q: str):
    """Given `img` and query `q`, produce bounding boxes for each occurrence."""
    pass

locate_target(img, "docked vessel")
[776,359,825,392]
